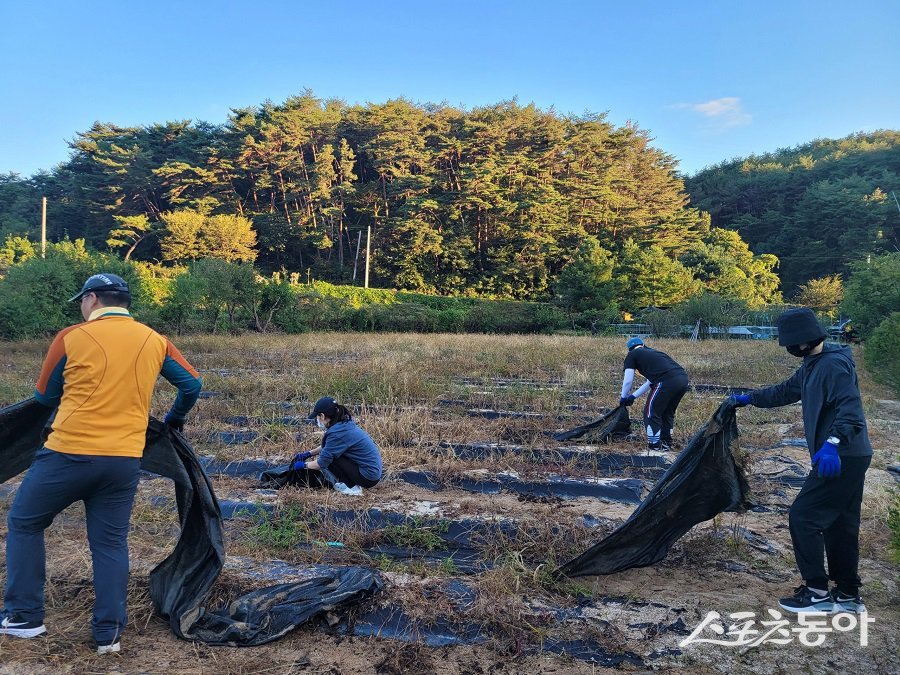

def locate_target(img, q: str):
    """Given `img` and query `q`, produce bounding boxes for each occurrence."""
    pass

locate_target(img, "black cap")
[69,273,130,302]
[776,308,826,347]
[308,396,338,419]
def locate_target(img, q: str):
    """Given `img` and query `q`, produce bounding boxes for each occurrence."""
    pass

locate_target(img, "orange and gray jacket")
[34,310,202,458]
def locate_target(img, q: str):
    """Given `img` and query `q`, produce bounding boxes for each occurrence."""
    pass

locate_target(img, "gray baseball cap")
[69,273,130,302]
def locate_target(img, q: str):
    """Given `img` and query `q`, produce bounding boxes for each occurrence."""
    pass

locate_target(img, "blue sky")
[1,0,897,177]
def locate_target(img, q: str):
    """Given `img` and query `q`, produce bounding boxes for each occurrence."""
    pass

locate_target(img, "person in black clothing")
[619,337,690,451]
[729,308,872,614]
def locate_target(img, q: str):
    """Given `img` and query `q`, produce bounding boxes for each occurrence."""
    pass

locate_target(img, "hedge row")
[0,250,571,338]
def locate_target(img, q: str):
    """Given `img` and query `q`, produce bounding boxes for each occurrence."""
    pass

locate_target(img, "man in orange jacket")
[0,273,202,653]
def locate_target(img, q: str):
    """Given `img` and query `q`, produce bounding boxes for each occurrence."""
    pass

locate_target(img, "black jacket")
[749,344,872,458]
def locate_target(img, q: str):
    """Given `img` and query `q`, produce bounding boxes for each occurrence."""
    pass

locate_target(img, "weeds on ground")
[246,504,315,549]
[888,489,900,564]
[381,517,450,551]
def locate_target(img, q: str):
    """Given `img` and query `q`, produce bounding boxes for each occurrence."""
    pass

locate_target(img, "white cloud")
[670,97,752,130]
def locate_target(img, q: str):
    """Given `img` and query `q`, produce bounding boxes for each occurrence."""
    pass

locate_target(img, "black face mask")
[786,337,824,358]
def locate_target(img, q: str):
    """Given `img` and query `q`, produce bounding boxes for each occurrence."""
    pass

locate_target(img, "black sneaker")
[0,614,47,638]
[832,591,867,614]
[778,585,834,614]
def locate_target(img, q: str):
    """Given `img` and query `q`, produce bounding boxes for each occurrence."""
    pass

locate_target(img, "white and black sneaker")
[778,585,834,613]
[832,591,867,614]
[333,482,363,496]
[97,639,121,654]
[0,614,47,638]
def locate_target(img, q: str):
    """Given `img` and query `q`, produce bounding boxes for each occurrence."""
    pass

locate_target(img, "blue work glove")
[620,395,636,407]
[291,451,313,471]
[728,394,752,408]
[164,413,185,433]
[812,441,841,478]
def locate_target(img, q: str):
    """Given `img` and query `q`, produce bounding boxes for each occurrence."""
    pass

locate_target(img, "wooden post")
[364,226,371,289]
[41,197,47,258]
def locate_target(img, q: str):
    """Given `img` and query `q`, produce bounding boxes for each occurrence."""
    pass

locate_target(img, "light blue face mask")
[317,418,327,430]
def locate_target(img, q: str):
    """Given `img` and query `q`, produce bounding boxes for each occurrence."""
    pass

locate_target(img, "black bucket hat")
[308,396,338,419]
[69,273,130,302]
[776,308,826,347]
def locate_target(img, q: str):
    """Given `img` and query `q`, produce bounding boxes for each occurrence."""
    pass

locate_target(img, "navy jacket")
[319,420,383,482]
[749,344,872,458]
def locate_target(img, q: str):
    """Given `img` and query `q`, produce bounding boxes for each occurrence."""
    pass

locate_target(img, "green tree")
[553,238,617,315]
[615,240,698,310]
[0,235,37,277]
[160,210,206,262]
[201,214,258,262]
[107,214,162,260]
[680,228,781,308]
[795,274,843,316]
[160,210,257,263]
[842,253,900,338]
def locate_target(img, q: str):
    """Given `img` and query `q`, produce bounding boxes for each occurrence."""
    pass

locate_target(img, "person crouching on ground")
[729,308,872,615]
[291,397,383,495]
[619,337,690,451]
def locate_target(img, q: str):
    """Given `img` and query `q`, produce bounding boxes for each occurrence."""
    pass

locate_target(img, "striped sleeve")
[34,327,75,407]
[160,339,202,420]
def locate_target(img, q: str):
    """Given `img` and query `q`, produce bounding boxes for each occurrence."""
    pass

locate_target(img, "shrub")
[0,255,79,339]
[675,292,747,335]
[888,490,900,564]
[0,238,158,339]
[863,312,900,395]
[161,269,216,334]
[642,308,680,337]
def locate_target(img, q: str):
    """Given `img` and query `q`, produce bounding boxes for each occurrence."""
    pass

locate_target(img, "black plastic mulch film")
[558,399,751,577]
[551,404,632,442]
[0,398,383,646]
[0,397,751,642]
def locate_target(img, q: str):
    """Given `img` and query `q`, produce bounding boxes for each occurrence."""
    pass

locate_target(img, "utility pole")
[364,226,371,289]
[353,231,362,283]
[891,192,900,253]
[41,197,47,258]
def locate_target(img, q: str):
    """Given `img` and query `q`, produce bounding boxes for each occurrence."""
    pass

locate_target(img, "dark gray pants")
[789,455,870,595]
[4,447,140,643]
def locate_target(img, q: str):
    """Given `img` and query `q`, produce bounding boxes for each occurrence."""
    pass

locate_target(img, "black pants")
[789,455,870,595]
[643,374,689,449]
[324,455,380,489]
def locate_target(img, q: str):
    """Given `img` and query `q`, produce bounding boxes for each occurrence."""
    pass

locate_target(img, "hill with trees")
[0,92,779,310]
[685,131,900,293]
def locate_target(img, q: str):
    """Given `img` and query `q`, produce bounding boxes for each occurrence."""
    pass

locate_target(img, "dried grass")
[0,332,897,672]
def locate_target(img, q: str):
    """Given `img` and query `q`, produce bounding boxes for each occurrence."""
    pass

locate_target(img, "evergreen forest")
[0,92,781,309]
[686,131,900,292]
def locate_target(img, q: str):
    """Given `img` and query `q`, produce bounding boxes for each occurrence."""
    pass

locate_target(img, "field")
[0,333,898,674]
